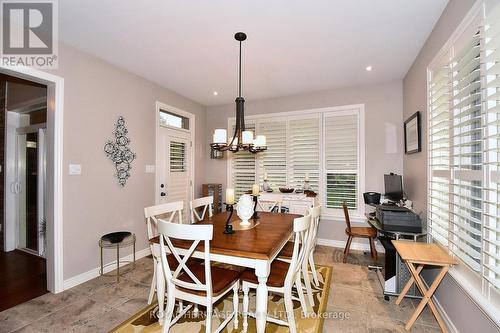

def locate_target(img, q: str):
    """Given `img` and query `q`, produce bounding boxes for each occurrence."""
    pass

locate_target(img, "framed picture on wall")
[404,111,421,154]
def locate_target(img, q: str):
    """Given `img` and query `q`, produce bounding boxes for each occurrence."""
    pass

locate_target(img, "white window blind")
[429,61,452,246]
[288,117,320,191]
[483,2,500,291]
[324,112,359,210]
[228,107,363,212]
[231,123,256,199]
[258,120,287,188]
[428,0,500,300]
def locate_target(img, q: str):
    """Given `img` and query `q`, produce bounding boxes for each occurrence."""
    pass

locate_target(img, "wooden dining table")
[153,211,298,333]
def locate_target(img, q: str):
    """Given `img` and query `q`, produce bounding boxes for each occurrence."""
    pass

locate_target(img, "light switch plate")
[145,165,155,174]
[69,164,82,175]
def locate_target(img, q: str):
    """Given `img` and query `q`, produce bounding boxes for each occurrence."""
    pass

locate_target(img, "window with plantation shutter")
[429,61,452,246]
[483,1,500,292]
[227,106,364,214]
[324,112,359,210]
[258,120,287,188]
[288,117,320,191]
[230,123,256,199]
[427,0,500,314]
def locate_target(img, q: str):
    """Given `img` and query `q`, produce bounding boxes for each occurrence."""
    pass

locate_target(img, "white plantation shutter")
[449,29,483,271]
[483,2,500,291]
[429,62,452,246]
[258,120,287,187]
[288,117,320,191]
[428,0,500,303]
[230,123,256,199]
[324,112,359,209]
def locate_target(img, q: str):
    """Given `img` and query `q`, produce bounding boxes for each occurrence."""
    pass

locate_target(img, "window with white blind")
[227,105,364,216]
[324,112,359,210]
[230,123,256,199]
[427,0,500,315]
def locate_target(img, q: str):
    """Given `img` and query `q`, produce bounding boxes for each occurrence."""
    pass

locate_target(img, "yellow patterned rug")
[111,265,332,333]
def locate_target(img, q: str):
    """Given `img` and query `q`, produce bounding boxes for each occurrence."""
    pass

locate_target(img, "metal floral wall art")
[104,116,136,187]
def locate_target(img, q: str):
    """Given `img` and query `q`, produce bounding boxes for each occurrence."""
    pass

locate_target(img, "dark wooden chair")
[342,202,378,263]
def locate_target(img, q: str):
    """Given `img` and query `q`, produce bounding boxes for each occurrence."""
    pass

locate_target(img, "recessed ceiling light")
[366,66,373,72]
[213,91,218,96]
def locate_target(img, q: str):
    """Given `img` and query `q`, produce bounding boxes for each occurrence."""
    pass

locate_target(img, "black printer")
[375,205,422,233]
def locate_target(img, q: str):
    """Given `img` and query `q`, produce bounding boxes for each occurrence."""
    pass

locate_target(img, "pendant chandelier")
[211,32,267,154]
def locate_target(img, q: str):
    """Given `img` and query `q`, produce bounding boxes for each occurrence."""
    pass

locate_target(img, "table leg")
[396,264,424,305]
[255,260,270,333]
[116,244,120,282]
[406,263,448,332]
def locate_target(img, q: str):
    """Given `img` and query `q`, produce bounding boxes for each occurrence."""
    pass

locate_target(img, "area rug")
[111,265,332,333]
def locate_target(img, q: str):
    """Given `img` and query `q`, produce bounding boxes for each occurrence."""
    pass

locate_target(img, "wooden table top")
[392,240,459,266]
[151,211,298,260]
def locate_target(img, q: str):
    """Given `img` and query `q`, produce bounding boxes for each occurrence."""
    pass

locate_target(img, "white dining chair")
[241,214,311,333]
[308,205,321,288]
[144,201,198,321]
[257,198,282,213]
[157,220,240,333]
[277,205,321,311]
[190,196,214,223]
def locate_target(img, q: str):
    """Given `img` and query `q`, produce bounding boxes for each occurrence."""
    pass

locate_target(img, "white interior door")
[158,127,192,223]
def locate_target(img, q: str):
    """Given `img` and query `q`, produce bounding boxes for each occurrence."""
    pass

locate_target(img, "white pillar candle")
[305,171,310,181]
[213,129,227,144]
[242,130,254,144]
[226,188,235,204]
[252,184,260,196]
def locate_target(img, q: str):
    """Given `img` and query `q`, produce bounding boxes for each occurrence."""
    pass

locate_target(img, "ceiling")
[59,0,448,106]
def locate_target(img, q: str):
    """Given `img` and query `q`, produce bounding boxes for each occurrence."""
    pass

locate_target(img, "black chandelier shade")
[211,32,267,154]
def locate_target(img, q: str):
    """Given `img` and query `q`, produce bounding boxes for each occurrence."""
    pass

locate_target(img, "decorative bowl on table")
[279,187,294,193]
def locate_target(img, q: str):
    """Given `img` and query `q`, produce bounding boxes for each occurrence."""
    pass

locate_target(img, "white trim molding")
[0,65,64,293]
[63,247,151,290]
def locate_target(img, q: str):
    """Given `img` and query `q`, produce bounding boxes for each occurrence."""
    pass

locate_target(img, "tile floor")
[0,246,441,333]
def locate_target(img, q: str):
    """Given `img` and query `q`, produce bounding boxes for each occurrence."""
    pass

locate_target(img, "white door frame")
[1,65,64,293]
[155,101,195,204]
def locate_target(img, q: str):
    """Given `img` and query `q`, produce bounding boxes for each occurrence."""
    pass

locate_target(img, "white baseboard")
[63,247,151,290]
[317,238,385,253]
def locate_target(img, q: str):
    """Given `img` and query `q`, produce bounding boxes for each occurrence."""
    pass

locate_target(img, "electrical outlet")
[69,164,82,175]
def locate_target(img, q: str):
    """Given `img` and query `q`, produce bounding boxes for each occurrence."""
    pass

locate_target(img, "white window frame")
[226,104,365,220]
[426,0,500,324]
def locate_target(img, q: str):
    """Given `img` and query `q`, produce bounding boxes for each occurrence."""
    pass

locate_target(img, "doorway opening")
[0,74,48,311]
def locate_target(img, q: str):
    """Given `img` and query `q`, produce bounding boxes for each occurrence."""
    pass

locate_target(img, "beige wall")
[205,80,404,243]
[46,44,206,279]
[403,0,498,331]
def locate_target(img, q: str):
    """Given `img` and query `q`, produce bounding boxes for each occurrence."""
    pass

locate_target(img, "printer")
[375,205,422,233]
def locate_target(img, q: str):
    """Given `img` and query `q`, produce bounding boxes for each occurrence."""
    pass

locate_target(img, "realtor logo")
[1,0,58,68]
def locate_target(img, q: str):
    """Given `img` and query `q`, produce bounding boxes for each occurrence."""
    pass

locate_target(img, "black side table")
[99,231,136,281]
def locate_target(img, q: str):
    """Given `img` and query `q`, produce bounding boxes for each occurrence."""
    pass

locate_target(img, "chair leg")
[343,236,353,263]
[309,253,320,287]
[156,259,165,322]
[205,303,213,333]
[369,237,378,261]
[162,287,175,333]
[242,282,249,330]
[302,259,314,311]
[295,275,308,317]
[233,282,239,329]
[284,291,297,333]
[148,261,157,305]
